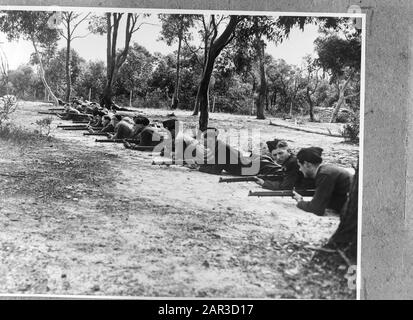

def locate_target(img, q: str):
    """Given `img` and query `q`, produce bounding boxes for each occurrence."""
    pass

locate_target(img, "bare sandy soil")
[0,101,358,299]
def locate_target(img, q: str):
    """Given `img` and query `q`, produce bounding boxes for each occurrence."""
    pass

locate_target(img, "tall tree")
[190,14,217,116]
[56,12,91,102]
[115,43,155,102]
[89,13,148,109]
[0,11,61,105]
[159,14,194,110]
[41,48,85,99]
[315,34,361,122]
[7,64,37,99]
[235,16,282,119]
[302,55,322,121]
[74,60,106,101]
[0,44,9,95]
[194,15,240,131]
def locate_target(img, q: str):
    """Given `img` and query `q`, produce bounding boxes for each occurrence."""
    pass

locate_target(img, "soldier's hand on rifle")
[254,177,265,186]
[292,190,303,202]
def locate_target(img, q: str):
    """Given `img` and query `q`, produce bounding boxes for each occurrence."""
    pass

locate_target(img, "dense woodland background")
[0,12,361,132]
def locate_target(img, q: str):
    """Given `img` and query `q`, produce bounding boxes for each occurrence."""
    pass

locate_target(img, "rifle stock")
[248,189,315,197]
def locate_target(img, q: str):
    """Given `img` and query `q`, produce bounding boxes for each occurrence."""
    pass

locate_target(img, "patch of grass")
[0,122,56,146]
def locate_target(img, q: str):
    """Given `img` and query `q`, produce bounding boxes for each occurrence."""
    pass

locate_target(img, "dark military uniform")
[296,164,353,216]
[99,123,115,133]
[199,140,279,176]
[137,126,163,146]
[125,126,165,151]
[261,154,314,190]
[112,120,134,139]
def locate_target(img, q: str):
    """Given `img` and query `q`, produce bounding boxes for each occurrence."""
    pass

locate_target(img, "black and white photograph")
[0,6,363,300]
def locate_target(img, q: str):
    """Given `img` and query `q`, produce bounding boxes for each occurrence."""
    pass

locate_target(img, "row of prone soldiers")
[57,105,356,248]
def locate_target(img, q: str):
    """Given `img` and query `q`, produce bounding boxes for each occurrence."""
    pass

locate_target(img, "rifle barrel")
[63,127,87,131]
[48,108,65,111]
[248,189,315,197]
[95,139,124,143]
[83,132,108,136]
[127,145,155,151]
[219,177,255,183]
[38,111,58,115]
[57,125,88,128]
[219,174,284,183]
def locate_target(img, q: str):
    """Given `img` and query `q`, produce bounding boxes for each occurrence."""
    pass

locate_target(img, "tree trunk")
[330,75,353,123]
[192,16,211,116]
[101,13,113,108]
[306,87,314,122]
[192,88,200,115]
[171,28,183,110]
[196,16,239,130]
[101,13,134,110]
[255,39,266,120]
[198,57,214,131]
[31,37,59,106]
[102,77,114,109]
[65,19,71,102]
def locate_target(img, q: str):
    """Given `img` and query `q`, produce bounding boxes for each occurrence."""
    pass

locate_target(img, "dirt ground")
[0,101,359,299]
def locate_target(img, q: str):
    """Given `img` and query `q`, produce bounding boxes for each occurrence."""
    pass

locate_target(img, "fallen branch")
[305,245,336,253]
[337,248,353,267]
[0,173,25,178]
[269,120,342,138]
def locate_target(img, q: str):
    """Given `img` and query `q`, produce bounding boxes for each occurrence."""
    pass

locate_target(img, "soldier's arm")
[296,173,335,216]
[279,171,301,189]
[100,124,114,133]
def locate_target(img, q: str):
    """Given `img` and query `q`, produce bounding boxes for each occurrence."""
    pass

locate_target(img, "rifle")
[57,125,88,128]
[63,127,89,131]
[125,145,156,151]
[95,138,140,144]
[152,159,196,166]
[219,174,284,183]
[48,108,66,112]
[248,189,315,197]
[72,120,90,124]
[38,111,58,115]
[83,132,109,136]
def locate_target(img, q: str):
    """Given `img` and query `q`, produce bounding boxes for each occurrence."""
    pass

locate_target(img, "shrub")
[340,112,359,143]
[0,123,54,146]
[35,117,53,136]
[0,95,18,126]
[336,108,353,123]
